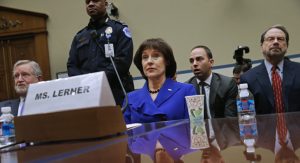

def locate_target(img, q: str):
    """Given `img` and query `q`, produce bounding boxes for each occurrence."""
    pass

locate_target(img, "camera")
[233,46,250,65]
[233,45,252,72]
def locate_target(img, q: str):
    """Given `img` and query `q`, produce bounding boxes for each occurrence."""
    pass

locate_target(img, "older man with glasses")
[240,25,300,114]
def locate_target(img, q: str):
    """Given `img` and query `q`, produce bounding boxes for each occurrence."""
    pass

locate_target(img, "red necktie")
[271,66,284,113]
[276,113,288,146]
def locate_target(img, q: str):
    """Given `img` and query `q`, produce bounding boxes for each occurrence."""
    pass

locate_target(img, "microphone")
[90,29,129,113]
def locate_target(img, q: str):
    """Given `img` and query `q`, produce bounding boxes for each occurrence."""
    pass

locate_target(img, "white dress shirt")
[17,97,25,116]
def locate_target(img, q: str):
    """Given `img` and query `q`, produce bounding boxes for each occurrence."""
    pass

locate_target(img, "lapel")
[282,60,295,110]
[260,115,277,151]
[10,99,20,116]
[255,63,275,108]
[189,77,200,94]
[209,73,219,109]
[141,82,154,102]
[154,79,180,107]
[212,119,224,148]
[285,113,300,150]
[138,83,163,116]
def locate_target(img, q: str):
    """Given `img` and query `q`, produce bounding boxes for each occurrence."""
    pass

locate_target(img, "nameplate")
[23,72,116,115]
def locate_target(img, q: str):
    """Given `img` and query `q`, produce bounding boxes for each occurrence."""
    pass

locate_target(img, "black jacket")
[67,16,134,105]
[186,73,238,118]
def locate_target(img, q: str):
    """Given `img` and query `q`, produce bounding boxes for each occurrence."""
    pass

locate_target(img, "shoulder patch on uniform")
[123,27,132,38]
[78,37,88,43]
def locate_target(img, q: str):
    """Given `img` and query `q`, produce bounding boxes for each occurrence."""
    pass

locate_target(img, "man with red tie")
[240,25,300,114]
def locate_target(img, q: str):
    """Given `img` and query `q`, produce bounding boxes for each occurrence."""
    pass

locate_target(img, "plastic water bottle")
[0,107,15,137]
[237,84,261,162]
[239,116,261,162]
[239,116,258,153]
[236,83,255,120]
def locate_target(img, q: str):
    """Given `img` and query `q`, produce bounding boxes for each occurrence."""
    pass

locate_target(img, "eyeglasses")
[264,36,286,43]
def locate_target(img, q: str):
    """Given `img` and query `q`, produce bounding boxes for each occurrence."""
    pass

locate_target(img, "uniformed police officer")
[67,0,134,105]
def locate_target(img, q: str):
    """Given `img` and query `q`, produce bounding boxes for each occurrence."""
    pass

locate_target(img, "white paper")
[23,72,115,116]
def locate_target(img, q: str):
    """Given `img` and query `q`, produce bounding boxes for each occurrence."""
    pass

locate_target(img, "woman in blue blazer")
[123,38,197,124]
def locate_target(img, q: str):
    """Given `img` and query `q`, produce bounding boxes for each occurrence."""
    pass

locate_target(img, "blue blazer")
[123,78,197,124]
[240,59,300,114]
[0,99,19,116]
[128,121,197,160]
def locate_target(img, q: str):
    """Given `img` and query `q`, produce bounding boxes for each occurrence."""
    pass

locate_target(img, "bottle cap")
[239,83,248,89]
[1,106,12,113]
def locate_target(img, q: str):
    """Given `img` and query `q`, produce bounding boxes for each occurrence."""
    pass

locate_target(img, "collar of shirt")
[264,59,284,82]
[196,73,212,86]
[274,130,294,154]
[87,15,109,29]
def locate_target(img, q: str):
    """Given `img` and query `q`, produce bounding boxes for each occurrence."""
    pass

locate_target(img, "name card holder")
[14,106,126,143]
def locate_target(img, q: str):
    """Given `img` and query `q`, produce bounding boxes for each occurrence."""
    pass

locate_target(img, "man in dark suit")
[201,118,241,163]
[255,113,300,163]
[0,60,43,116]
[240,25,300,114]
[186,45,238,118]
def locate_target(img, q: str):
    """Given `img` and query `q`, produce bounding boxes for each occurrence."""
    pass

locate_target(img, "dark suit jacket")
[186,73,238,118]
[256,113,300,152]
[240,59,300,114]
[208,118,241,150]
[0,99,19,116]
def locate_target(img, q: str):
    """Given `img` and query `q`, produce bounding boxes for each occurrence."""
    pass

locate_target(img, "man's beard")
[15,85,28,96]
[264,49,286,61]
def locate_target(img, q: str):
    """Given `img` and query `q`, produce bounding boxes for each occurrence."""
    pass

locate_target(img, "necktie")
[18,98,25,116]
[276,113,288,146]
[271,66,284,113]
[200,82,208,119]
[20,101,25,116]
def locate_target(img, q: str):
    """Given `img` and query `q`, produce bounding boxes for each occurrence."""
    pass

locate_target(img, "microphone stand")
[90,30,128,113]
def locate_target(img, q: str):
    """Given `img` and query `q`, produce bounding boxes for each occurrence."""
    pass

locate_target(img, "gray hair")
[13,60,42,77]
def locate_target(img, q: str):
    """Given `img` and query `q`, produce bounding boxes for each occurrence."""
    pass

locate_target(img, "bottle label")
[2,122,11,136]
[239,121,258,138]
[2,122,14,136]
[0,122,2,136]
[237,99,255,113]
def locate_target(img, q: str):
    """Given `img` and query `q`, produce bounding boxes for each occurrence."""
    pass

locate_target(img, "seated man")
[232,64,251,84]
[240,25,300,114]
[186,45,238,119]
[0,60,43,116]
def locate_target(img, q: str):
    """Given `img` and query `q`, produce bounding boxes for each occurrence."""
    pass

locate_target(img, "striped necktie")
[271,66,284,113]
[276,113,288,146]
